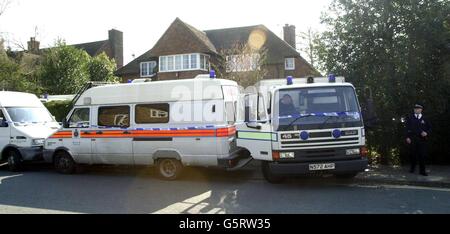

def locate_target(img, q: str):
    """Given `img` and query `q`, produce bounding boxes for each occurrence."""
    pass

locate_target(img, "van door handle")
[82,131,90,134]
[96,131,103,134]
[123,131,131,134]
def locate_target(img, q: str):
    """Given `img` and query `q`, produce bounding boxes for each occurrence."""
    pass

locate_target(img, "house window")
[140,61,157,77]
[159,53,209,72]
[175,55,182,70]
[183,55,190,69]
[167,55,174,71]
[160,57,167,72]
[190,54,197,69]
[135,104,170,124]
[285,58,295,70]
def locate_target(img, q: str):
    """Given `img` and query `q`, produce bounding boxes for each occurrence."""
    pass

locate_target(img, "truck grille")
[280,137,359,149]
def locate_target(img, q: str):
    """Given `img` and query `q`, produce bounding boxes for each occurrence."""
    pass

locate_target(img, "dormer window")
[140,61,157,77]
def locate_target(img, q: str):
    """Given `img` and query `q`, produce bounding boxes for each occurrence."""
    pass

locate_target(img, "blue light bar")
[209,70,216,78]
[328,74,336,83]
[286,76,293,85]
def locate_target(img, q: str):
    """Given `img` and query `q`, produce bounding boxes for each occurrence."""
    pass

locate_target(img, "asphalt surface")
[1,163,450,214]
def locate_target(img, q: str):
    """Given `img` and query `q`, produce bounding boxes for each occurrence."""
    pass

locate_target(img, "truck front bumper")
[18,146,44,161]
[268,158,368,175]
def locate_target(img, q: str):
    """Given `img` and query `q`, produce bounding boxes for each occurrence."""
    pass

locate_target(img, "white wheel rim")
[160,160,176,177]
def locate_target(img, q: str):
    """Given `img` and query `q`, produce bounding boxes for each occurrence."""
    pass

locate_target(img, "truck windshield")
[275,86,362,130]
[6,107,54,123]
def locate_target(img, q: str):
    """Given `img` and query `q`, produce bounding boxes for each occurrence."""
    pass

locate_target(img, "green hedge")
[44,100,72,122]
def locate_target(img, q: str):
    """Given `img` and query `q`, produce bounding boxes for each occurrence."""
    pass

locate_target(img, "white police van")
[237,76,368,183]
[0,91,60,171]
[44,75,251,180]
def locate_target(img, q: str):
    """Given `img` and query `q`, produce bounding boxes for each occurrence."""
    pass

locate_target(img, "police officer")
[405,104,432,176]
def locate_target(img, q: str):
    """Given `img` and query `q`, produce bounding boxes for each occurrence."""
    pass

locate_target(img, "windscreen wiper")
[318,115,341,129]
[282,114,314,131]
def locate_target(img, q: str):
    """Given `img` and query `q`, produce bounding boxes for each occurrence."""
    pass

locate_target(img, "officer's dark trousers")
[409,138,427,173]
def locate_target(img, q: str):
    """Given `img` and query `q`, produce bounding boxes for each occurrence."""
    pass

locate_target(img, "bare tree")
[297,27,319,69]
[214,42,268,88]
[0,0,11,17]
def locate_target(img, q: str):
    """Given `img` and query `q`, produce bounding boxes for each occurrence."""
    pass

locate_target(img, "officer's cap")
[414,104,423,109]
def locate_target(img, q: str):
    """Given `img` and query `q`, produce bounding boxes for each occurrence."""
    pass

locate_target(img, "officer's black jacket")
[405,113,432,140]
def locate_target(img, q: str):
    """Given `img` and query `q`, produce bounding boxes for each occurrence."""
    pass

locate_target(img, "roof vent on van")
[195,74,211,79]
[84,97,92,105]
[131,78,152,83]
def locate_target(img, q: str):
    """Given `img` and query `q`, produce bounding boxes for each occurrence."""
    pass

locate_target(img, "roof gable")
[150,18,217,56]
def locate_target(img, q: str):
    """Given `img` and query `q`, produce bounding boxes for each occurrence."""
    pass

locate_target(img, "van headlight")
[346,148,360,155]
[32,138,45,145]
[280,152,295,159]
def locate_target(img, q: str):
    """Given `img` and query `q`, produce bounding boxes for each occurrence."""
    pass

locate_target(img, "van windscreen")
[6,107,53,123]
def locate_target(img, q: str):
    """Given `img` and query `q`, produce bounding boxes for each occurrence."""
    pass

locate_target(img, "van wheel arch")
[152,150,182,162]
[3,147,23,172]
[2,146,22,161]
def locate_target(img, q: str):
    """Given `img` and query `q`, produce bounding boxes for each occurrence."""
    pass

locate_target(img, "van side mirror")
[246,122,262,129]
[62,118,69,128]
[0,118,8,127]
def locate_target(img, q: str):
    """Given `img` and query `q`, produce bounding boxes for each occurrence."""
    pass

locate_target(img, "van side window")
[135,104,169,124]
[98,106,130,128]
[68,108,90,128]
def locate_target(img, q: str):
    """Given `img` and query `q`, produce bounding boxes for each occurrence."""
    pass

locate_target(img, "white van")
[43,76,251,180]
[0,91,60,171]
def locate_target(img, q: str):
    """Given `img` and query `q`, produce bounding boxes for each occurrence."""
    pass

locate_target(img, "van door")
[93,105,133,165]
[0,109,11,150]
[236,94,273,161]
[66,107,93,164]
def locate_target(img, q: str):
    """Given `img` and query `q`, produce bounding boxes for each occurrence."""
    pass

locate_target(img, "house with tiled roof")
[116,18,320,83]
[18,29,123,68]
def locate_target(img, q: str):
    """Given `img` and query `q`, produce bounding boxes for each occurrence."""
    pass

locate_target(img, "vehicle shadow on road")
[0,163,371,214]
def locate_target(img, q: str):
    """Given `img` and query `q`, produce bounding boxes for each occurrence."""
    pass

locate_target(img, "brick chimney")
[108,29,123,68]
[283,24,296,49]
[27,37,40,54]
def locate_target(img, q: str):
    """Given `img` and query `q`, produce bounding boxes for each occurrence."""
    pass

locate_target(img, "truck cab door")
[236,93,273,161]
[65,107,93,164]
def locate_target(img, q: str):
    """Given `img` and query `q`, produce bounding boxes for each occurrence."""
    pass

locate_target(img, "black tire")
[156,158,183,180]
[261,161,284,184]
[54,151,76,174]
[7,150,22,172]
[335,173,358,179]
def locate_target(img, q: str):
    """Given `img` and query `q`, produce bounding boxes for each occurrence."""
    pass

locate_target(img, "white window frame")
[140,61,157,77]
[159,53,210,73]
[285,57,295,70]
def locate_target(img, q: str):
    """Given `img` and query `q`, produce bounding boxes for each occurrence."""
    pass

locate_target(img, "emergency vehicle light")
[286,76,293,85]
[328,74,336,83]
[209,70,216,78]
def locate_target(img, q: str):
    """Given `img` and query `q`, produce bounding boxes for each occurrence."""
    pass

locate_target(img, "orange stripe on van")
[49,127,237,139]
[49,131,72,138]
[216,126,236,137]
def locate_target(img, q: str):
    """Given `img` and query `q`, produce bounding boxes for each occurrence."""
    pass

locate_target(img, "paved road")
[1,164,450,214]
